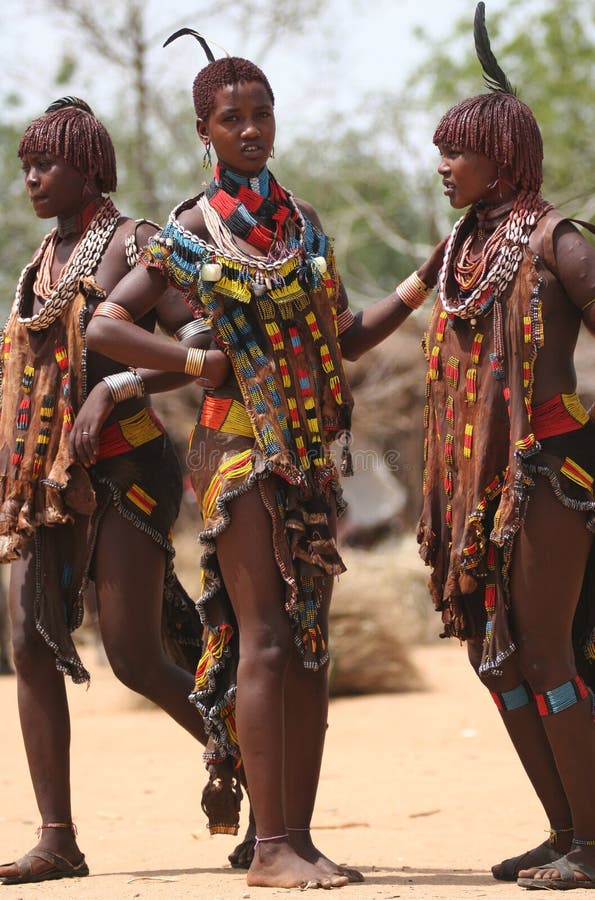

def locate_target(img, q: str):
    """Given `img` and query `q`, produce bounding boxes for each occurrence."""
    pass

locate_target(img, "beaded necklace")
[14,197,120,332]
[439,195,549,322]
[205,164,303,257]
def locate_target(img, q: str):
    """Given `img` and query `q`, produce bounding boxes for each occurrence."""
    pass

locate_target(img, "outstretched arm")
[339,238,446,361]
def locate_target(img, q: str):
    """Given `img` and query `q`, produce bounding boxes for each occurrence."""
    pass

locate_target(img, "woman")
[0,97,244,885]
[86,32,444,889]
[418,4,595,890]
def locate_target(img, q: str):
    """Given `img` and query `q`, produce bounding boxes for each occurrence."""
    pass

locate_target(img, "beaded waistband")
[531,393,589,440]
[97,407,165,460]
[199,395,254,438]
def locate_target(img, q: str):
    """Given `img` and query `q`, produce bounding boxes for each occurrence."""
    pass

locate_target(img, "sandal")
[492,839,563,881]
[517,854,595,890]
[0,848,89,885]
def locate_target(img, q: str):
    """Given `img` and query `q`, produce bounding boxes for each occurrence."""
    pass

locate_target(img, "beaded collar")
[438,195,550,322]
[14,197,120,332]
[205,164,303,257]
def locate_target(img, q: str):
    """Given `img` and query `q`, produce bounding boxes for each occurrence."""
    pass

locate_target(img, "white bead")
[313,255,328,274]
[201,262,222,282]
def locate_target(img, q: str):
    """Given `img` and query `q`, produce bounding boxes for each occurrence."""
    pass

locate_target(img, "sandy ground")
[0,639,563,900]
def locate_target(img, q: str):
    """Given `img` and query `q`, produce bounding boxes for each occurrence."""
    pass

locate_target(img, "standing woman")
[0,98,226,885]
[86,31,444,889]
[418,4,595,890]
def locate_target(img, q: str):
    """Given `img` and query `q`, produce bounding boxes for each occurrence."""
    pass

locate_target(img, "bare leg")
[468,640,574,879]
[504,479,595,884]
[93,505,207,743]
[0,543,84,881]
[283,578,363,881]
[215,488,347,888]
[0,578,13,674]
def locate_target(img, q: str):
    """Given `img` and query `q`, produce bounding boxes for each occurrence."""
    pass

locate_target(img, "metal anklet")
[254,833,288,846]
[36,822,77,838]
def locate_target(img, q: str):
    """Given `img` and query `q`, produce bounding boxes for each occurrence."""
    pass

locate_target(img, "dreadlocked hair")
[433,91,543,194]
[192,57,274,121]
[18,99,117,193]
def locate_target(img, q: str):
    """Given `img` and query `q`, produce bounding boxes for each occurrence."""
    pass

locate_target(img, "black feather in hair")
[474,2,516,95]
[45,96,94,115]
[163,27,216,61]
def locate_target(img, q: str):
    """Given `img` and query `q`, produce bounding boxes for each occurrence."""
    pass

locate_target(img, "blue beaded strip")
[490,682,532,712]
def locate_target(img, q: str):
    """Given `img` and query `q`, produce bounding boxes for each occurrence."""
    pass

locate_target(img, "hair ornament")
[474,2,516,95]
[163,27,230,62]
[45,96,94,115]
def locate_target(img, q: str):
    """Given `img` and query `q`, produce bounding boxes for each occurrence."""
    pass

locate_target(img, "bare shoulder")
[293,197,324,232]
[177,199,211,243]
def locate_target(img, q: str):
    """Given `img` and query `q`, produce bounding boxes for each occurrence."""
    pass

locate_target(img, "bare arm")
[293,196,446,361]
[554,223,595,337]
[339,238,447,361]
[86,264,229,385]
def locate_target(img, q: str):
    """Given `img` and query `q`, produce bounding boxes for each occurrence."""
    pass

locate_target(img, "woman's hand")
[69,381,114,467]
[418,237,448,290]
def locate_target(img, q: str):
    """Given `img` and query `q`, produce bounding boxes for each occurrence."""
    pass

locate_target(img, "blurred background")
[0,0,593,691]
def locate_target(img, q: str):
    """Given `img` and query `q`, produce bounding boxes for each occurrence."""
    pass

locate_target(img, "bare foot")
[288,829,364,883]
[247,838,349,888]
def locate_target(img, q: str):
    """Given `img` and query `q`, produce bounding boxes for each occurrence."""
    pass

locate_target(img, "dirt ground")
[0,637,559,900]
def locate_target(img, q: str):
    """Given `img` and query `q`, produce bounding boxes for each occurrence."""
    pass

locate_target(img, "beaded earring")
[202,141,212,168]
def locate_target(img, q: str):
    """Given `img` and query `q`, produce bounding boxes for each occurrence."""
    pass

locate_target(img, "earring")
[202,141,212,169]
[270,146,275,159]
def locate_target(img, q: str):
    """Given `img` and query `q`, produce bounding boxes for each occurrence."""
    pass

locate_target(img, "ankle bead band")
[572,837,595,847]
[534,675,589,716]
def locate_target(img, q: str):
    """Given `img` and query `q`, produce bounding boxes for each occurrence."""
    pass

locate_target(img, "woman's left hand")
[69,381,114,467]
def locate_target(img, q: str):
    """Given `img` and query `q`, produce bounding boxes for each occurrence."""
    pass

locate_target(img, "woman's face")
[197,80,276,176]
[21,152,87,220]
[436,144,513,209]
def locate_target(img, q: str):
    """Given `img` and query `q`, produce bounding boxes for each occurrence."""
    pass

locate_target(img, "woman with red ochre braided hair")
[0,97,259,886]
[418,4,595,890]
[86,29,445,889]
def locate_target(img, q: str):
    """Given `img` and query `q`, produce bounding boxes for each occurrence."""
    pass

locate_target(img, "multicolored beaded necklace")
[205,164,303,258]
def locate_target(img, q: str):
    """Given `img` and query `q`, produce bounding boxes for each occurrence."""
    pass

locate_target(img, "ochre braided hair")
[433,91,543,194]
[192,57,274,121]
[18,97,117,192]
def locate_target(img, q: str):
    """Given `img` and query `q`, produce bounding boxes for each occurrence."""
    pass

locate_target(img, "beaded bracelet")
[103,369,145,404]
[92,301,134,323]
[581,297,595,313]
[175,318,212,342]
[184,347,207,378]
[395,271,432,310]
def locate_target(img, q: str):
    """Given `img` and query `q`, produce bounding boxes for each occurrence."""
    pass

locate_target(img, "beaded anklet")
[549,826,573,842]
[572,838,595,847]
[254,833,288,847]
